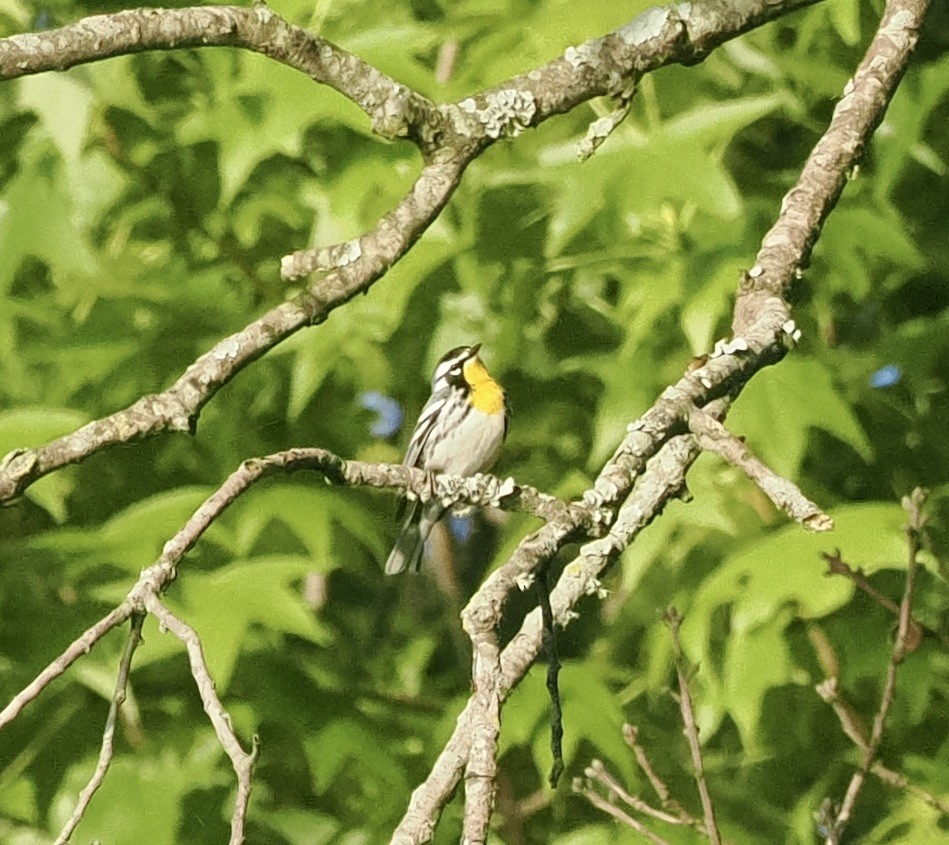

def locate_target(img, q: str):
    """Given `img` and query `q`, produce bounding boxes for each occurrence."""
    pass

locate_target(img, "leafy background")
[0,0,947,843]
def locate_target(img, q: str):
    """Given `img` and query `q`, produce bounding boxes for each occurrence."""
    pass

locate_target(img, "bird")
[385,344,509,575]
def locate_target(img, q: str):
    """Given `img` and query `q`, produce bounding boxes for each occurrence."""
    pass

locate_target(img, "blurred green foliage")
[0,0,947,842]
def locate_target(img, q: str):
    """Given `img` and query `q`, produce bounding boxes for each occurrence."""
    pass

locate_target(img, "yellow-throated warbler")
[385,344,509,575]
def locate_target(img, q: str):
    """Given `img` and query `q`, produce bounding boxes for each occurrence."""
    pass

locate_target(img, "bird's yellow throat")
[463,357,505,415]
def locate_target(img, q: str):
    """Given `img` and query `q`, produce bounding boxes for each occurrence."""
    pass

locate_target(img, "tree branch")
[145,595,258,845]
[827,488,928,842]
[688,405,833,530]
[0,6,434,140]
[54,613,145,845]
[0,0,825,505]
[394,0,931,838]
[666,608,722,845]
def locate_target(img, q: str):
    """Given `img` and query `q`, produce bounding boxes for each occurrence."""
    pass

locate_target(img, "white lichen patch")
[254,2,274,23]
[618,6,672,45]
[564,41,600,68]
[370,84,414,138]
[711,336,750,358]
[473,89,536,139]
[782,319,802,346]
[335,239,362,267]
[213,338,240,360]
[583,575,608,598]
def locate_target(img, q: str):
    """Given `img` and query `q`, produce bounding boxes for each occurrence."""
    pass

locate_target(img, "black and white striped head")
[431,344,481,392]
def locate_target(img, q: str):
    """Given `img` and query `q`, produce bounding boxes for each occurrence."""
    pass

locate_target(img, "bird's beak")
[469,343,482,358]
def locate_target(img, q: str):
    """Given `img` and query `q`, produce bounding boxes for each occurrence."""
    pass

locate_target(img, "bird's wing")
[403,389,450,469]
[395,390,449,519]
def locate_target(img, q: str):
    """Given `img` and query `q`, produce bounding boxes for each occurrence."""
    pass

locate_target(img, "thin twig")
[623,725,700,825]
[821,550,931,649]
[584,759,689,827]
[828,488,927,841]
[870,762,949,815]
[688,405,832,530]
[0,605,134,730]
[55,613,145,844]
[537,569,564,788]
[574,779,675,845]
[145,596,258,845]
[665,608,722,845]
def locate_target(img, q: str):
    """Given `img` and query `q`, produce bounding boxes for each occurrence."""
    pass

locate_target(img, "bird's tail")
[384,501,441,575]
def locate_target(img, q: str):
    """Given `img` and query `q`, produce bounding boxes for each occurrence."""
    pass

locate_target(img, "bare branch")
[0,0,825,505]
[0,604,134,730]
[55,614,145,845]
[397,0,931,837]
[574,779,675,845]
[688,404,833,530]
[145,596,257,845]
[665,608,722,845]
[828,488,927,841]
[461,628,502,845]
[0,6,434,140]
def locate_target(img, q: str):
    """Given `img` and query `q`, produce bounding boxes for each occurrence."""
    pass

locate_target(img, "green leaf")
[0,406,88,521]
[680,502,919,747]
[176,52,318,205]
[52,748,220,845]
[232,483,386,562]
[681,257,743,354]
[827,0,861,46]
[727,357,873,477]
[97,487,219,572]
[255,808,339,845]
[167,555,332,691]
[17,73,93,168]
[0,147,98,296]
[0,775,37,824]
[304,717,408,800]
[721,610,794,755]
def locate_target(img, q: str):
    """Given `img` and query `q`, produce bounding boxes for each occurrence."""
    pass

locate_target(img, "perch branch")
[396,0,929,838]
[0,0,825,505]
[0,449,603,733]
